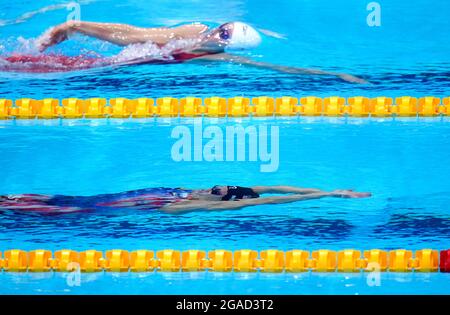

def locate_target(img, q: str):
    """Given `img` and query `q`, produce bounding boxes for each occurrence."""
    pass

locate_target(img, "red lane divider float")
[440,249,450,273]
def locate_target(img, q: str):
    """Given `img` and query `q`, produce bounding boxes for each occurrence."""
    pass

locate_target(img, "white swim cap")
[227,22,261,50]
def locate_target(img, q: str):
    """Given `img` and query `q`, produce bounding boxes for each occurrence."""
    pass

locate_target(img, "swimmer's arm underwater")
[194,53,368,84]
[160,190,371,214]
[38,21,208,51]
[161,193,331,214]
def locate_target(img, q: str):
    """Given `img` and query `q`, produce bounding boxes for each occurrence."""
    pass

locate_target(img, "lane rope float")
[0,248,449,273]
[1,96,449,119]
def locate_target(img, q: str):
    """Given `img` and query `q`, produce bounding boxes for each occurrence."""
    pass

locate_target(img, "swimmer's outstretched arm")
[194,53,368,84]
[160,190,371,214]
[251,185,323,195]
[38,21,208,51]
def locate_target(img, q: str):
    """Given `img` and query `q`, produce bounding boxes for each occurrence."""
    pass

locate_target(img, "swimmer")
[0,185,371,215]
[35,20,367,83]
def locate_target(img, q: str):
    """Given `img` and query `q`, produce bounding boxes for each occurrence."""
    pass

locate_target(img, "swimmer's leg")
[0,194,87,214]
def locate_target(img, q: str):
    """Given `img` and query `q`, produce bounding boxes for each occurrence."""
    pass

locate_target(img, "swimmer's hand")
[330,189,372,198]
[37,21,74,52]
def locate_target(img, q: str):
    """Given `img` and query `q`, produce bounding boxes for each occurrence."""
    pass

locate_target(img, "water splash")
[0,36,203,73]
[111,38,201,63]
[0,36,42,55]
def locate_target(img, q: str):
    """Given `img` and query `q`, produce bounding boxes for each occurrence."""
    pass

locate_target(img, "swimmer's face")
[199,23,234,52]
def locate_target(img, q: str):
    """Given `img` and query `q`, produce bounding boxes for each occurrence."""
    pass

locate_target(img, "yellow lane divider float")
[1,96,450,119]
[0,249,448,273]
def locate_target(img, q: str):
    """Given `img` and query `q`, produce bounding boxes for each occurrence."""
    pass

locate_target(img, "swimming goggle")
[218,25,232,41]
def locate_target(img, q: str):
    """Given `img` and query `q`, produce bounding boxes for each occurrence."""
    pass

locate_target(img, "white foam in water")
[17,36,41,54]
[0,35,43,55]
[33,28,53,52]
[111,38,201,64]
[0,34,202,72]
[0,57,9,67]
[112,41,164,63]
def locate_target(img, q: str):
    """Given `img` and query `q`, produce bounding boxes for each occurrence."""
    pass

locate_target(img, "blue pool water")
[0,118,449,294]
[0,0,450,294]
[0,0,449,98]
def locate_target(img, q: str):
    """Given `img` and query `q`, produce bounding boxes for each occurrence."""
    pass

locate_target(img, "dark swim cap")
[221,186,260,201]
